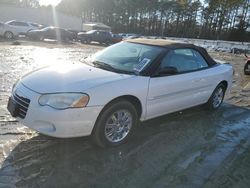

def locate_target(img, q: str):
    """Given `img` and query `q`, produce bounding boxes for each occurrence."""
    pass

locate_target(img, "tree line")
[2,0,250,41]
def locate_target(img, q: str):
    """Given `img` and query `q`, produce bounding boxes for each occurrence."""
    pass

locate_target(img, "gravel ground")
[0,40,250,188]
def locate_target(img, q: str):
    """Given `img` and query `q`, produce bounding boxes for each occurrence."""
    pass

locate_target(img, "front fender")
[85,76,150,121]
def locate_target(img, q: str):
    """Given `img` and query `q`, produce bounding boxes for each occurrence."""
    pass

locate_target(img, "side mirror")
[157,66,178,76]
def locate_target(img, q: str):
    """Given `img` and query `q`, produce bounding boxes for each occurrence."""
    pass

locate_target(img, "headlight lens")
[39,93,89,110]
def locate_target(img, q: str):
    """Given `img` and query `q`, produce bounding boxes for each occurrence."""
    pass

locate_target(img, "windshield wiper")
[81,59,136,75]
[92,61,134,74]
[80,59,117,71]
[92,61,117,71]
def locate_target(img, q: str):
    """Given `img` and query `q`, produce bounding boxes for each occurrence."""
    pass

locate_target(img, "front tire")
[92,100,138,147]
[4,31,14,39]
[206,83,226,110]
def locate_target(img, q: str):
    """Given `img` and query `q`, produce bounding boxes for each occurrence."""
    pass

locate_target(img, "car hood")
[21,62,134,93]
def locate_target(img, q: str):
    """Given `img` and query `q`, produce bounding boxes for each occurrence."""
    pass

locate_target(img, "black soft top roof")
[126,38,217,66]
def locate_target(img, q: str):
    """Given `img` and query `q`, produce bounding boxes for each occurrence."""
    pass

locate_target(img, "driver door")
[146,48,212,119]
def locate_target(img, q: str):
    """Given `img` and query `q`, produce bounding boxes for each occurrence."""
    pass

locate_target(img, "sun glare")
[39,0,61,6]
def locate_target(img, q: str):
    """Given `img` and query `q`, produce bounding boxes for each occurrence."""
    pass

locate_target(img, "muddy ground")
[0,40,250,188]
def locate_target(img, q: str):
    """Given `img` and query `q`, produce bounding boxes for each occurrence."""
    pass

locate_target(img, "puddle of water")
[179,151,202,169]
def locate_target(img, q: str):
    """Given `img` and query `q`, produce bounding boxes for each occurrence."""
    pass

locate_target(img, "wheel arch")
[4,30,14,36]
[91,95,143,135]
[101,95,143,118]
[219,80,228,90]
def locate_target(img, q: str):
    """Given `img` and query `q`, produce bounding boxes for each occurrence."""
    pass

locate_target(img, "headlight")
[39,93,89,110]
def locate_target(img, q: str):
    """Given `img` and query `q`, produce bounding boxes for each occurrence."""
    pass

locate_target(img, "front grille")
[12,92,30,119]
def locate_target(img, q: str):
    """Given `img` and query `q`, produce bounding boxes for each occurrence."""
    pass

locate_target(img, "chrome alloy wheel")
[104,109,133,143]
[212,87,224,108]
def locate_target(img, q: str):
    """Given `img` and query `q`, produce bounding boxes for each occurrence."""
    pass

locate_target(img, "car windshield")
[31,23,41,27]
[41,27,53,31]
[87,42,164,74]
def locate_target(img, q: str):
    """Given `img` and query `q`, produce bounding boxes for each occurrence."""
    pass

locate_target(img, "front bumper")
[9,82,103,138]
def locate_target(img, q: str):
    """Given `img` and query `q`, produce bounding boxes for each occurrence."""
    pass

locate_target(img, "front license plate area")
[7,97,19,117]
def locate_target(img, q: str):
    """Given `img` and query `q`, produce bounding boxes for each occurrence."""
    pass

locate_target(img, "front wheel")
[206,83,226,110]
[4,31,14,39]
[92,100,138,147]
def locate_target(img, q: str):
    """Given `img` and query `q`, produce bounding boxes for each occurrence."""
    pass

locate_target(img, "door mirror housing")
[157,66,178,76]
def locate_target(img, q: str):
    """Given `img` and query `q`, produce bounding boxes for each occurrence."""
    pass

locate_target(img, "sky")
[39,0,62,6]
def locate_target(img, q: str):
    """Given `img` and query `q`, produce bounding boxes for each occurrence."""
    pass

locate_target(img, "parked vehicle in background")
[112,34,123,43]
[125,35,141,40]
[7,39,233,147]
[5,20,40,35]
[27,27,74,42]
[78,30,112,45]
[120,33,141,39]
[0,21,18,39]
[67,29,82,41]
[244,52,250,75]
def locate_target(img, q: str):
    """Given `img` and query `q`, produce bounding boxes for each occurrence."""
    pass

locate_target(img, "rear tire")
[4,31,14,40]
[206,83,226,110]
[244,61,250,75]
[92,100,138,147]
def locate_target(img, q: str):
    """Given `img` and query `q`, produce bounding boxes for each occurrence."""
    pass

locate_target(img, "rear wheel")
[244,61,250,75]
[4,31,14,39]
[206,83,226,110]
[92,100,138,147]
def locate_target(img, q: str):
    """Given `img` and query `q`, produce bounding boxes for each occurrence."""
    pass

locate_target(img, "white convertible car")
[7,39,233,147]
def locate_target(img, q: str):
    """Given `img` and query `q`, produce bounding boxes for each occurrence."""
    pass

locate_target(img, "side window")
[47,28,53,33]
[9,21,28,27]
[31,23,38,27]
[174,49,193,56]
[100,31,105,36]
[18,22,29,27]
[192,50,209,68]
[160,49,208,73]
[8,21,17,26]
